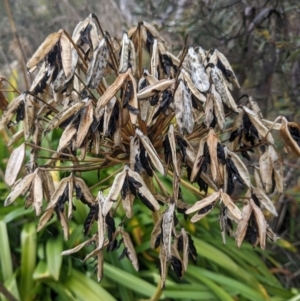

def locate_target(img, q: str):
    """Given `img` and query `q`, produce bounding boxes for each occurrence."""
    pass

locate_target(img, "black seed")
[107,239,118,252]
[163,135,172,166]
[227,158,245,186]
[176,135,188,163]
[171,256,183,278]
[80,24,92,46]
[217,143,226,164]
[83,204,99,235]
[137,192,155,212]
[107,102,119,136]
[251,193,260,208]
[146,30,154,53]
[128,176,143,189]
[229,128,241,142]
[140,143,153,177]
[121,178,129,200]
[127,104,139,115]
[289,126,300,146]
[197,204,213,215]
[150,94,159,106]
[139,78,147,90]
[16,101,25,122]
[241,150,251,161]
[118,247,128,261]
[154,233,161,249]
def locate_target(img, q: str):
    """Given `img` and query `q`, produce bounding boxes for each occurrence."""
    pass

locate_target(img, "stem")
[0,281,19,301]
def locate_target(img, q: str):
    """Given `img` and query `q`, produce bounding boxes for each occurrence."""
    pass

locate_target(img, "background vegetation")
[0,0,299,300]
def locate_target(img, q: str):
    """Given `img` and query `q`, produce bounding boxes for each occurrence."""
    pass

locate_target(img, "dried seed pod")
[29,171,43,216]
[226,149,251,188]
[0,93,25,131]
[162,202,175,261]
[27,32,62,72]
[259,148,273,194]
[174,79,194,134]
[76,100,94,148]
[119,33,131,73]
[210,65,238,112]
[86,38,109,88]
[136,128,164,175]
[235,203,252,248]
[5,143,25,186]
[4,172,36,206]
[121,230,139,271]
[137,79,174,100]
[220,192,242,221]
[268,145,283,193]
[187,47,210,92]
[279,117,300,157]
[251,186,278,216]
[250,198,267,250]
[44,100,86,135]
[186,191,220,215]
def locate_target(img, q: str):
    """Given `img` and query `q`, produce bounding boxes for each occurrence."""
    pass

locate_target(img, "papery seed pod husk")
[136,128,164,175]
[179,228,189,272]
[76,100,94,148]
[37,207,55,232]
[67,175,74,219]
[127,168,160,211]
[190,138,205,182]
[250,198,267,250]
[211,84,225,130]
[33,171,44,216]
[150,214,163,249]
[74,177,95,206]
[58,210,69,240]
[268,145,283,193]
[60,32,72,78]
[253,166,264,190]
[251,186,278,216]
[204,93,214,128]
[86,38,109,89]
[103,169,127,216]
[187,47,210,92]
[210,65,238,112]
[150,38,159,77]
[0,93,25,131]
[62,235,97,256]
[4,172,36,206]
[162,202,175,261]
[97,72,129,110]
[97,250,104,282]
[40,170,55,202]
[27,32,62,72]
[206,129,220,182]
[279,117,300,157]
[44,100,86,135]
[174,79,194,134]
[220,192,242,221]
[259,148,273,194]
[58,125,77,152]
[167,124,179,176]
[119,33,130,73]
[121,230,139,271]
[97,191,106,249]
[186,191,220,215]
[266,224,279,242]
[5,143,25,186]
[243,106,274,143]
[72,17,90,44]
[88,15,100,50]
[226,149,251,188]
[45,177,70,210]
[7,130,24,147]
[137,79,174,100]
[24,94,36,140]
[127,73,139,125]
[215,49,240,89]
[235,203,252,248]
[181,69,206,103]
[103,97,117,136]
